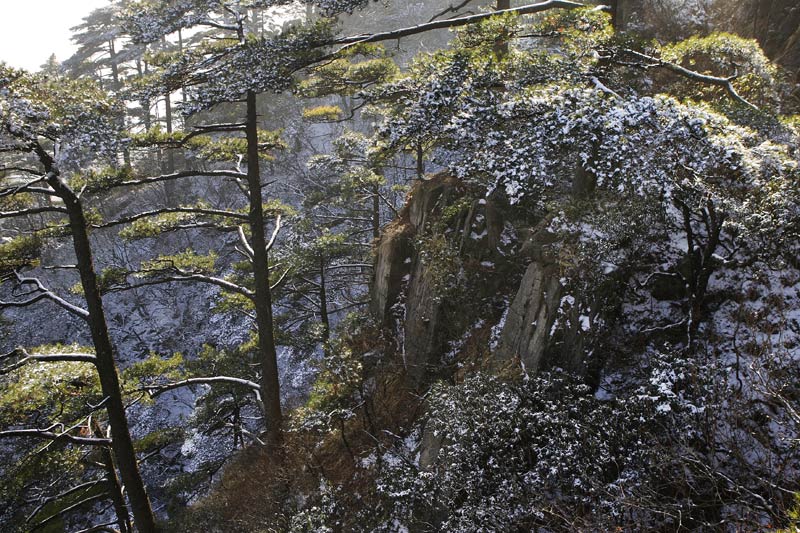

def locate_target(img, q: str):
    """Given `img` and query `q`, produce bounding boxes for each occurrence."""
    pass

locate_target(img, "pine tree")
[0,67,158,533]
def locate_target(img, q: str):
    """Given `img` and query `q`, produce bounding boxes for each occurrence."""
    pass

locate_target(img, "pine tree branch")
[237,225,255,260]
[71,522,121,533]
[93,207,248,229]
[27,479,108,524]
[0,274,89,320]
[621,49,760,111]
[270,267,292,291]
[0,205,68,219]
[0,348,96,375]
[142,377,263,412]
[107,269,255,300]
[111,169,248,189]
[30,491,111,532]
[328,0,590,46]
[265,214,282,252]
[0,428,111,446]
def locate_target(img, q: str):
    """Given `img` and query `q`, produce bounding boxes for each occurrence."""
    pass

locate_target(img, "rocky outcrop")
[371,173,509,383]
[495,260,562,374]
[370,216,415,325]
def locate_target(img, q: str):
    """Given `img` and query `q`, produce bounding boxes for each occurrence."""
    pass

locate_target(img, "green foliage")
[531,5,612,53]
[0,65,121,168]
[134,426,186,454]
[293,313,375,432]
[660,32,780,110]
[0,445,86,531]
[416,233,463,303]
[302,105,343,122]
[0,235,41,274]
[0,346,99,427]
[70,265,130,295]
[140,249,218,275]
[122,352,185,392]
[300,43,398,98]
[188,129,286,162]
[778,494,800,532]
[69,165,134,192]
[118,203,238,239]
[129,125,187,147]
[27,479,110,533]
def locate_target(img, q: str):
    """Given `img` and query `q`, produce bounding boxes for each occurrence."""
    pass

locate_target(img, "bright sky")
[0,0,111,71]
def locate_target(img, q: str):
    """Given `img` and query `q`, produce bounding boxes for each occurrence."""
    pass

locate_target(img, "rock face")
[371,173,508,383]
[495,260,562,374]
[370,216,415,325]
[371,171,622,384]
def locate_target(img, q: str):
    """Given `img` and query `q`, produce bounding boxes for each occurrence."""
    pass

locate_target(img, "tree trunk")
[66,201,158,533]
[109,40,130,167]
[38,148,158,533]
[92,420,132,533]
[494,0,511,57]
[605,0,621,30]
[319,257,330,351]
[416,141,425,179]
[245,90,283,441]
[163,92,178,205]
[178,30,187,105]
[372,182,380,239]
[138,60,152,131]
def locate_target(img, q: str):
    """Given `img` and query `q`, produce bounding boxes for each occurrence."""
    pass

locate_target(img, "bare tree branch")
[30,491,110,532]
[0,428,111,446]
[26,478,107,524]
[0,205,68,219]
[142,376,264,413]
[237,225,255,260]
[0,274,89,320]
[265,214,282,252]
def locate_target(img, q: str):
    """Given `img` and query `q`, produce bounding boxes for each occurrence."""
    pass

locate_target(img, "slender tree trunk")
[92,420,132,533]
[416,141,424,179]
[109,39,130,167]
[178,30,187,105]
[494,0,511,57]
[605,0,620,30]
[319,257,330,351]
[67,201,157,533]
[37,148,158,533]
[163,92,178,205]
[372,182,380,239]
[138,60,152,131]
[245,90,283,441]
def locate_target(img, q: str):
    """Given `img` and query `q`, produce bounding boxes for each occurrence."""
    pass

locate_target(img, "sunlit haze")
[0,0,111,71]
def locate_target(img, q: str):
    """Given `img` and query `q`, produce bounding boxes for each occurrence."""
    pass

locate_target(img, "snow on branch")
[0,205,68,219]
[94,207,249,229]
[141,376,264,412]
[111,169,248,189]
[0,427,111,446]
[621,48,760,111]
[106,270,255,300]
[0,348,96,375]
[329,0,590,46]
[0,273,89,320]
